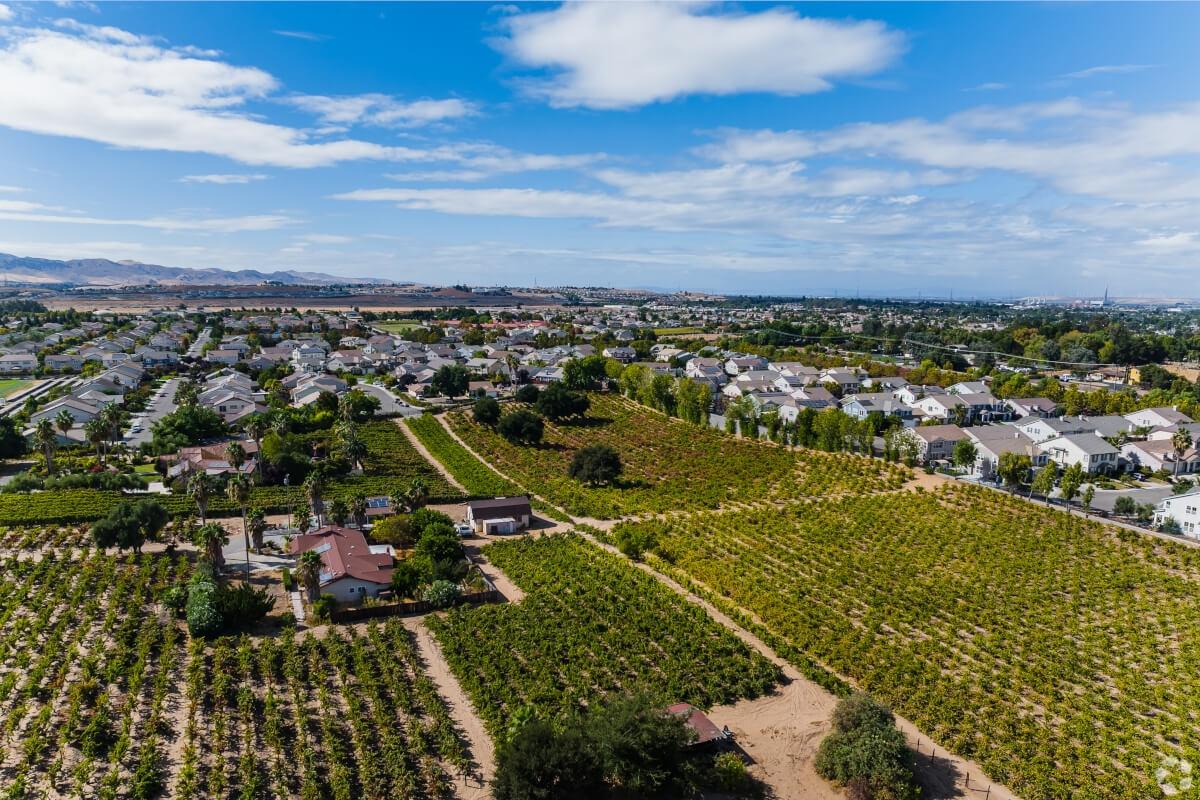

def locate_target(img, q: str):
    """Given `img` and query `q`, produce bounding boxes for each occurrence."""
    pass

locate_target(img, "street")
[125,376,181,446]
[358,381,423,417]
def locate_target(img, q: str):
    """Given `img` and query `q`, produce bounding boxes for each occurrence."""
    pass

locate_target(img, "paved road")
[358,381,423,417]
[186,328,212,358]
[1088,484,1178,513]
[125,376,181,446]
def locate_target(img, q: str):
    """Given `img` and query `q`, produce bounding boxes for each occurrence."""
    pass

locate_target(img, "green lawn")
[0,379,34,399]
[375,320,423,333]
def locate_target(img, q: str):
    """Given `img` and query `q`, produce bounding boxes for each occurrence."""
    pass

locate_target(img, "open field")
[374,320,424,333]
[611,483,1200,800]
[0,379,34,399]
[426,533,781,737]
[652,326,704,335]
[446,393,909,518]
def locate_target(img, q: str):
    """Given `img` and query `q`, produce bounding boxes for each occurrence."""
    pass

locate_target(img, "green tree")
[192,522,228,568]
[997,451,1031,493]
[514,384,540,403]
[246,506,267,553]
[498,410,544,446]
[1172,427,1195,477]
[474,396,501,425]
[187,471,217,523]
[536,382,590,421]
[1059,463,1084,510]
[1030,462,1057,502]
[329,498,350,527]
[568,444,623,486]
[295,549,323,603]
[304,472,325,527]
[494,719,606,800]
[431,364,470,398]
[953,439,978,471]
[54,408,74,441]
[226,474,252,579]
[33,418,57,474]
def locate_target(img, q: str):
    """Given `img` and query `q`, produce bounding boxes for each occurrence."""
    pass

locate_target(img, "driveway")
[222,528,295,575]
[186,327,212,358]
[358,381,423,417]
[125,376,181,446]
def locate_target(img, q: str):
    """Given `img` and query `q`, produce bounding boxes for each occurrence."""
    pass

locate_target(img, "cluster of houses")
[25,361,147,444]
[898,404,1196,479]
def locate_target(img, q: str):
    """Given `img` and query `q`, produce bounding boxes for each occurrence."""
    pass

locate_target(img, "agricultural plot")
[611,483,1200,800]
[405,415,523,498]
[426,533,781,738]
[0,551,188,799]
[447,393,908,518]
[177,621,469,800]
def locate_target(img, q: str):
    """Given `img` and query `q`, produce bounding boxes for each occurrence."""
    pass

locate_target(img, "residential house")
[602,346,637,363]
[841,393,915,425]
[0,353,37,374]
[43,354,83,373]
[1037,433,1120,474]
[164,440,260,480]
[1154,489,1200,537]
[1121,439,1200,475]
[1125,407,1195,430]
[290,526,395,603]
[898,424,968,464]
[966,426,1042,480]
[1006,397,1061,419]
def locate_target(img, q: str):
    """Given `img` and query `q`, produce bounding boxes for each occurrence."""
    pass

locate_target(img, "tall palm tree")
[100,404,124,459]
[33,418,57,475]
[226,474,252,579]
[226,442,246,475]
[246,507,267,553]
[84,417,107,463]
[192,522,228,568]
[405,476,430,513]
[54,408,74,441]
[350,494,368,528]
[244,415,269,481]
[188,471,216,523]
[329,499,349,527]
[1172,427,1194,478]
[303,472,325,527]
[295,549,323,603]
[342,434,367,474]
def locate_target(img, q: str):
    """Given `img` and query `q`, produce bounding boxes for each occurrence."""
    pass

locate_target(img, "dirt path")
[396,417,469,493]
[405,618,495,800]
[462,536,526,602]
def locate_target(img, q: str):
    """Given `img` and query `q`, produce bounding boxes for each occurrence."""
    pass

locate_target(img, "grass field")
[611,483,1200,800]
[652,326,704,335]
[374,320,424,333]
[0,379,34,399]
[427,533,780,737]
[447,393,908,518]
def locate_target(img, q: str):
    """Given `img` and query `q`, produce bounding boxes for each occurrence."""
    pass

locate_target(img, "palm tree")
[1172,427,1194,478]
[303,472,325,527]
[293,507,313,534]
[244,415,269,481]
[226,474,252,579]
[295,549,323,603]
[33,418,57,474]
[342,434,367,473]
[246,507,267,554]
[350,494,368,528]
[188,471,216,523]
[100,405,124,459]
[226,442,246,475]
[84,417,107,463]
[404,476,429,512]
[54,408,74,440]
[192,522,228,568]
[329,499,349,527]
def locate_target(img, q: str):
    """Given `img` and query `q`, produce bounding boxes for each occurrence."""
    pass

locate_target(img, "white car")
[454,523,474,537]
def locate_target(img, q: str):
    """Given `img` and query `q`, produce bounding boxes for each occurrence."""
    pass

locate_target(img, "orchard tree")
[568,444,623,486]
[431,364,470,398]
[474,396,501,425]
[499,410,544,446]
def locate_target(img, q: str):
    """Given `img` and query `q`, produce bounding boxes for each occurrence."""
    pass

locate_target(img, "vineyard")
[356,421,460,499]
[404,415,522,498]
[175,621,470,800]
[0,551,187,798]
[446,394,909,518]
[426,534,780,737]
[611,484,1200,800]
[0,547,475,799]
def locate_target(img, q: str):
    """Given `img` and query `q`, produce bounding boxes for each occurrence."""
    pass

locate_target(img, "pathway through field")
[409,410,1021,800]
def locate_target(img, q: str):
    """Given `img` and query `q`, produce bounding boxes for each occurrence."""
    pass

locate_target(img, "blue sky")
[1,2,1199,297]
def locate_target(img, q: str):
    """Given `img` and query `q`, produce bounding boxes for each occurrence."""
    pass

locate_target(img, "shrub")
[391,559,425,598]
[712,752,753,794]
[612,525,657,562]
[424,579,462,609]
[371,515,418,548]
[280,567,295,591]
[185,580,222,638]
[312,593,338,621]
[814,693,919,800]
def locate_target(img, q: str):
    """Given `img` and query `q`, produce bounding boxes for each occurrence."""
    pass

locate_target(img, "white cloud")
[297,233,352,244]
[0,4,12,22]
[0,23,431,167]
[965,82,1008,92]
[272,30,329,42]
[0,185,23,193]
[1136,232,1200,252]
[496,3,904,109]
[287,93,476,128]
[179,173,268,184]
[0,206,293,232]
[703,100,1200,203]
[1061,64,1155,80]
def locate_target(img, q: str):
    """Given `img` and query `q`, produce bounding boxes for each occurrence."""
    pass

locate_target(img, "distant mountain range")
[0,253,387,287]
